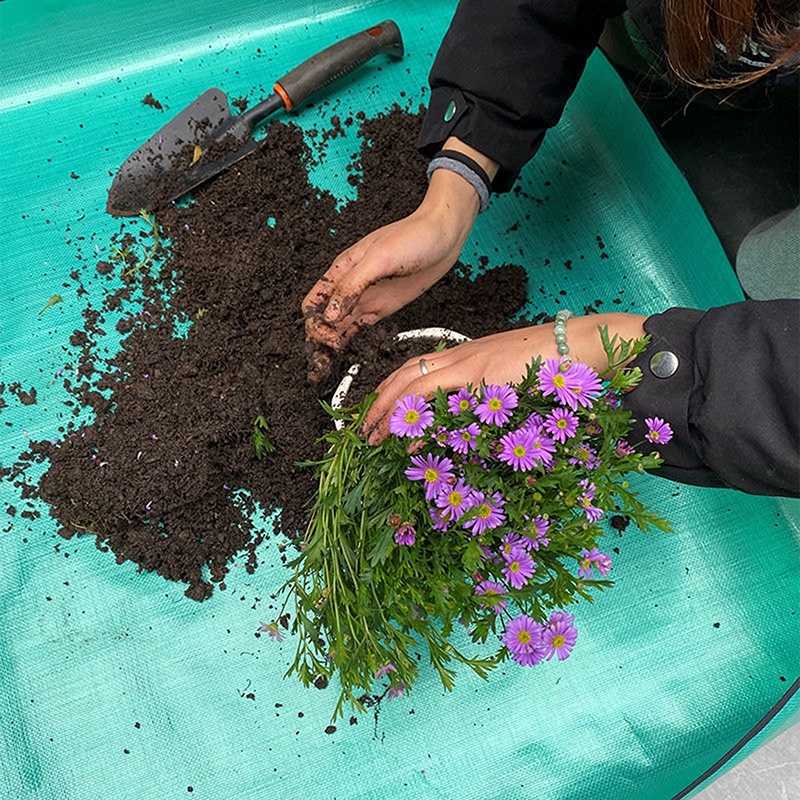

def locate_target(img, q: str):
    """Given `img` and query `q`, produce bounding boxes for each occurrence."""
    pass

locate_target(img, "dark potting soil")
[12,107,531,601]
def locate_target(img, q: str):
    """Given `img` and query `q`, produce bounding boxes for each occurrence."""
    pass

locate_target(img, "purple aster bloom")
[433,425,449,447]
[542,613,578,661]
[615,439,636,457]
[405,453,455,501]
[523,515,551,550]
[521,412,545,435]
[564,362,604,410]
[434,478,473,522]
[394,524,416,546]
[498,532,528,557]
[645,416,674,445]
[578,547,600,579]
[387,683,405,701]
[463,490,506,535]
[536,357,574,406]
[375,663,397,679]
[595,552,612,577]
[578,480,604,523]
[389,394,434,437]
[428,506,451,532]
[497,428,538,471]
[475,384,518,426]
[569,444,601,470]
[448,422,482,455]
[502,549,535,589]
[257,621,283,642]
[474,580,508,613]
[502,614,546,666]
[544,407,579,443]
[529,432,557,466]
[448,388,477,415]
[604,390,621,409]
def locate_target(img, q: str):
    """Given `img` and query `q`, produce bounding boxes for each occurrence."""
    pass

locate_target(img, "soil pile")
[10,107,530,600]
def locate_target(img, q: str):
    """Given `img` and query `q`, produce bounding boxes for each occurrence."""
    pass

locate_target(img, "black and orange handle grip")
[272,20,403,111]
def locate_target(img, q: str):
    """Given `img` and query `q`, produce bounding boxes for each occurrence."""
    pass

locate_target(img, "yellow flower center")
[460,431,472,442]
[509,561,520,573]
[651,430,660,440]
[488,398,502,411]
[552,634,565,649]
[557,418,568,429]
[581,558,591,570]
[424,468,439,483]
[477,504,491,519]
[448,491,463,507]
[513,445,527,457]
[404,409,420,424]
[517,630,531,645]
[459,399,470,410]
[553,375,565,388]
[578,448,590,461]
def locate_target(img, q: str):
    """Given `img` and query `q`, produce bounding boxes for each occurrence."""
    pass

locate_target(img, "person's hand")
[302,137,499,382]
[302,171,478,381]
[362,314,648,444]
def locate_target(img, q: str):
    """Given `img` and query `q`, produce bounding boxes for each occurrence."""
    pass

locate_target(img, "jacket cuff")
[417,86,546,193]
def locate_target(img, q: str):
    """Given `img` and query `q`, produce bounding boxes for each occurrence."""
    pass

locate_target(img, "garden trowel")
[107,20,403,216]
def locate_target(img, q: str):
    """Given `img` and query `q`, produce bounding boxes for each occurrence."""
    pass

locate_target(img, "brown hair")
[663,0,800,87]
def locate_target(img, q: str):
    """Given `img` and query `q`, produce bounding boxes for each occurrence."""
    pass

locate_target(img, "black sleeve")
[623,300,800,497]
[418,0,627,192]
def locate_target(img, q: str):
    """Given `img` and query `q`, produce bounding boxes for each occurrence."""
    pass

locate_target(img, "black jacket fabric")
[625,301,799,496]
[419,0,627,191]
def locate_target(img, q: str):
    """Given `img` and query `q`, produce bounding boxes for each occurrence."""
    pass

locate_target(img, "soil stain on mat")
[7,108,530,600]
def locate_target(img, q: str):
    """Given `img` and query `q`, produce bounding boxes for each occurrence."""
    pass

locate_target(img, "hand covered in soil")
[362,314,647,444]
[303,139,496,382]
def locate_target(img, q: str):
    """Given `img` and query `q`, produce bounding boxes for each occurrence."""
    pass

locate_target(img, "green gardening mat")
[1,2,798,798]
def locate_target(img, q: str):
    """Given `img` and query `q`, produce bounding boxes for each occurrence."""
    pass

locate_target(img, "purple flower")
[428,506,451,532]
[502,549,535,589]
[497,428,539,471]
[257,621,283,642]
[544,407,579,443]
[564,362,604,410]
[521,412,544,435]
[578,480,604,523]
[521,515,551,551]
[595,552,612,576]
[394,524,416,546]
[569,444,601,470]
[448,388,477,415]
[447,422,481,454]
[537,359,602,411]
[474,580,508,613]
[389,394,434,437]
[615,439,636,457]
[462,490,506,535]
[542,612,578,661]
[578,547,602,579]
[498,532,527,558]
[528,432,556,466]
[434,478,473,522]
[645,416,673,445]
[536,358,573,406]
[405,453,455,501]
[375,663,397,679]
[502,614,546,666]
[475,384,518,426]
[387,683,406,701]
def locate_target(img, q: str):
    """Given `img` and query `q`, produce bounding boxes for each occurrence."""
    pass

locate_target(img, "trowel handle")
[272,20,403,112]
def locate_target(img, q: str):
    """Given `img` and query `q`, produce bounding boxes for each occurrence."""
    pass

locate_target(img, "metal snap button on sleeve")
[649,351,679,378]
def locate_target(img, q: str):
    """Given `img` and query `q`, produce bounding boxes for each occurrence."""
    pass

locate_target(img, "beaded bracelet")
[426,149,492,213]
[554,309,574,356]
